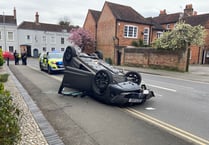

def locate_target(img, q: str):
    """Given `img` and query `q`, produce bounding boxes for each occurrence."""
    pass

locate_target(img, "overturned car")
[58,46,155,105]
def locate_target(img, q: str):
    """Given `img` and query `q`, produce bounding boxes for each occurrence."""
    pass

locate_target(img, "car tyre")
[92,69,113,104]
[63,46,77,67]
[125,71,142,85]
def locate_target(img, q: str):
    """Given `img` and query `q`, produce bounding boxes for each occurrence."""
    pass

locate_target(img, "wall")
[122,47,188,72]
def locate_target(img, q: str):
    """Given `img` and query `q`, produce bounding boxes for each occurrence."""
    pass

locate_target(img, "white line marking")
[147,84,177,92]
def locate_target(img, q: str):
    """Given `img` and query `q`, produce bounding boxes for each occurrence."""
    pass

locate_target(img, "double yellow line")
[124,108,209,145]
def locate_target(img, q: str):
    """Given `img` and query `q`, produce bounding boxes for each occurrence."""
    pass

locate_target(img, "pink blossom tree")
[68,28,95,53]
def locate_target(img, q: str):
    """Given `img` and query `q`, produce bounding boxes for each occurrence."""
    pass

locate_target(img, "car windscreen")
[48,53,63,59]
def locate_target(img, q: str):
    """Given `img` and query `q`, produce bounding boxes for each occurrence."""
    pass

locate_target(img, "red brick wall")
[123,47,188,71]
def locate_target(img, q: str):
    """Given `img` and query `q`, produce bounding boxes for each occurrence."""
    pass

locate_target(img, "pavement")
[1,64,64,145]
[2,61,209,144]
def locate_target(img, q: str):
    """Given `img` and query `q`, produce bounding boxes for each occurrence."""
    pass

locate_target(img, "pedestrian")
[13,50,19,65]
[21,52,27,65]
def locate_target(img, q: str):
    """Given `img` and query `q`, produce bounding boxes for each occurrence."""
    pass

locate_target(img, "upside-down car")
[58,46,155,105]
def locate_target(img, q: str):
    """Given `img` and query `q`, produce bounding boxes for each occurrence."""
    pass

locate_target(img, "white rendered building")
[18,12,75,57]
[0,8,18,52]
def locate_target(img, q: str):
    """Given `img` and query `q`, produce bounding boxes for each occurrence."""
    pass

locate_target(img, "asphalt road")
[29,58,209,141]
[8,63,197,145]
[136,74,209,141]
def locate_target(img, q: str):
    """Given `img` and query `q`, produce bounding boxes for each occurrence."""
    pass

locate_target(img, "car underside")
[58,46,155,106]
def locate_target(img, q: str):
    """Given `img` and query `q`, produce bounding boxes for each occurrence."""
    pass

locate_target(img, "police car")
[39,51,65,74]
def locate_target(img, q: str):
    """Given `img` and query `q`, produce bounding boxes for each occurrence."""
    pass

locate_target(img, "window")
[61,48,65,51]
[7,32,14,41]
[9,46,14,52]
[43,47,46,52]
[206,50,209,58]
[0,46,2,50]
[42,36,47,43]
[50,36,56,44]
[27,35,30,40]
[190,50,192,59]
[143,28,149,45]
[35,35,38,43]
[0,31,2,40]
[124,25,138,38]
[157,31,163,38]
[61,37,64,44]
[51,48,55,51]
[166,24,170,30]
[26,35,32,42]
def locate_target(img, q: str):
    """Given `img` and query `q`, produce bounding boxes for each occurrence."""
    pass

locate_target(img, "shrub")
[0,83,22,145]
[131,40,139,47]
[0,49,4,66]
[0,74,9,82]
[131,39,145,47]
[105,58,112,65]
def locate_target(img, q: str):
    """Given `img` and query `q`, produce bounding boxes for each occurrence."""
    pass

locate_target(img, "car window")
[48,53,63,59]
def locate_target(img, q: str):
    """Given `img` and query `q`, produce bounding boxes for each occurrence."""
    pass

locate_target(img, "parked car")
[58,46,155,106]
[39,51,65,74]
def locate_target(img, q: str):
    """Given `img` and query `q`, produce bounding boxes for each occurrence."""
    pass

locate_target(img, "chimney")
[184,4,194,16]
[35,12,39,24]
[159,9,167,16]
[13,7,16,19]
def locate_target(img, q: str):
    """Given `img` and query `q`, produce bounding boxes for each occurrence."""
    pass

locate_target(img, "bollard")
[7,57,9,66]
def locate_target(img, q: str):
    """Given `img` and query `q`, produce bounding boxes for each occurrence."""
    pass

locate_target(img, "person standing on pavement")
[21,52,27,65]
[13,50,19,65]
[21,48,27,65]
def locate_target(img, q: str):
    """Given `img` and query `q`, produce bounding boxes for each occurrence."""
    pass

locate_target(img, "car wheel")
[95,50,103,59]
[92,70,113,104]
[63,46,77,67]
[125,71,142,85]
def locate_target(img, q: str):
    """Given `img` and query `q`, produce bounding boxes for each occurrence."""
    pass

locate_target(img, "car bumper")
[50,64,65,71]
[108,82,155,105]
[51,67,65,71]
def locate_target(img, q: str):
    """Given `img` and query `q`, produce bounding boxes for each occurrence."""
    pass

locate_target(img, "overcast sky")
[1,0,208,26]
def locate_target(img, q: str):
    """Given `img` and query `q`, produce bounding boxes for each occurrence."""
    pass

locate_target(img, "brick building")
[84,1,152,65]
[83,2,209,65]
